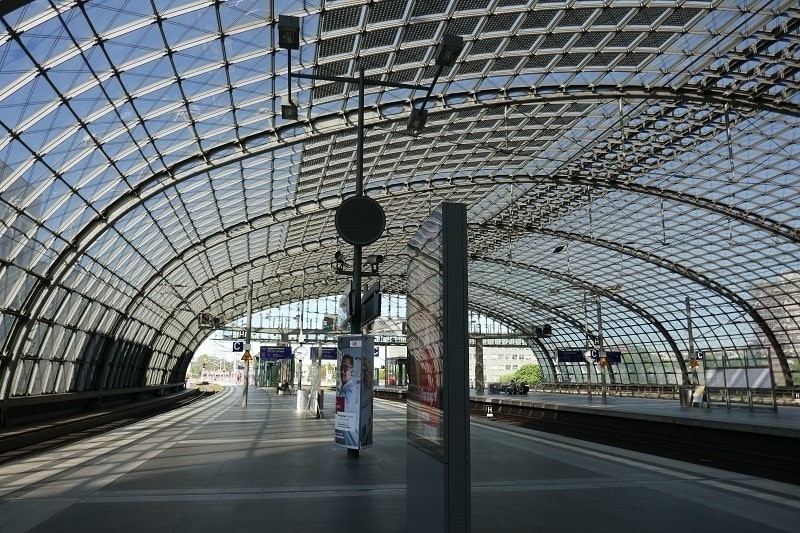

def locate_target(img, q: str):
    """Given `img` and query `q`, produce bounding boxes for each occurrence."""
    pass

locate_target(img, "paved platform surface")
[474,389,800,437]
[1,385,798,533]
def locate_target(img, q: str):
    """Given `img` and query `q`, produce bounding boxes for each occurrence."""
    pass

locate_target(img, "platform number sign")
[694,349,703,360]
[233,341,244,352]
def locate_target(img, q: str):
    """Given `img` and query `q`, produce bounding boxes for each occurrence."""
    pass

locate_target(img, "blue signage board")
[557,349,585,363]
[557,350,622,363]
[260,345,291,361]
[310,346,338,360]
[232,341,244,352]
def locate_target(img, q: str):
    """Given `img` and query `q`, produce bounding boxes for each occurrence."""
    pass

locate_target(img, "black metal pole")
[351,66,364,334]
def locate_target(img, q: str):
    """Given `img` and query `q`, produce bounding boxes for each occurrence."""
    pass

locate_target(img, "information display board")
[557,349,585,363]
[557,349,622,363]
[310,346,338,360]
[259,345,291,361]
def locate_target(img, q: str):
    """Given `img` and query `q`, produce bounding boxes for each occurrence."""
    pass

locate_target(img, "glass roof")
[0,0,798,396]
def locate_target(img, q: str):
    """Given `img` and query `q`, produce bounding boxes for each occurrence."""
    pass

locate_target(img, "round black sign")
[335,196,386,246]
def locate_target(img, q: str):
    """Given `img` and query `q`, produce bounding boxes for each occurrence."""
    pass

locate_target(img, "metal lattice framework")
[0,0,798,400]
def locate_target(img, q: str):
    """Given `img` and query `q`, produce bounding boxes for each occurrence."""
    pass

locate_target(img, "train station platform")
[1,385,799,533]
[473,389,800,437]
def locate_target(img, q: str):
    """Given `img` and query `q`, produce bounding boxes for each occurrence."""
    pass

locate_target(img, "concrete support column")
[475,337,484,395]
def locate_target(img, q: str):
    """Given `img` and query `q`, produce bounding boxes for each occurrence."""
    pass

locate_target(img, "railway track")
[468,399,800,485]
[0,388,214,465]
[376,391,798,484]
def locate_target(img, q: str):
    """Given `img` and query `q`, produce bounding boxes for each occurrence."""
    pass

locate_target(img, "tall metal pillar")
[242,280,253,407]
[596,294,607,405]
[584,291,592,401]
[350,67,366,335]
[475,336,484,395]
[686,296,696,386]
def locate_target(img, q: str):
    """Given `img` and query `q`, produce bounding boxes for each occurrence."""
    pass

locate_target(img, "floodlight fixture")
[335,250,349,270]
[407,107,428,133]
[435,34,464,67]
[366,254,384,274]
[553,244,565,253]
[278,15,300,50]
[281,94,298,120]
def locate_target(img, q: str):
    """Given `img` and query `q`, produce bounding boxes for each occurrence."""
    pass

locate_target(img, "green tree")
[189,353,227,379]
[498,364,543,385]
[515,364,543,384]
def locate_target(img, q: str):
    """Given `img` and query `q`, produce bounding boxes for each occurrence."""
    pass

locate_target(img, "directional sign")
[232,341,244,352]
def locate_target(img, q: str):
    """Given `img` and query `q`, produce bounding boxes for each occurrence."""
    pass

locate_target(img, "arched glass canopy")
[0,0,798,399]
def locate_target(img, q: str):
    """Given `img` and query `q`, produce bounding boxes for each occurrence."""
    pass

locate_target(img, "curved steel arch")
[533,175,795,245]
[151,265,351,337]
[472,257,687,375]
[403,171,798,246]
[8,161,788,396]
[7,83,796,380]
[11,82,788,344]
[34,81,800,292]
[161,275,352,357]
[474,224,792,385]
[114,165,787,378]
[469,280,590,338]
[121,221,424,342]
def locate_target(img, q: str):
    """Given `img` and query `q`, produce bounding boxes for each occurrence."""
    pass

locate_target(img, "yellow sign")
[241,350,252,362]
[599,357,607,367]
[690,359,699,368]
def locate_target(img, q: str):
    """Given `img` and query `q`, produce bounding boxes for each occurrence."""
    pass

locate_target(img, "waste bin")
[317,389,324,410]
[296,389,308,411]
[679,385,691,407]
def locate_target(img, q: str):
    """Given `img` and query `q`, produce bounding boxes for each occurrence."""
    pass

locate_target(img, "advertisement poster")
[334,335,374,449]
[406,208,446,459]
[405,202,470,531]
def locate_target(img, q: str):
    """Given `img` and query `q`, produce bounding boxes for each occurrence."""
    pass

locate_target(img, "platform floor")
[1,385,798,533]
[473,388,800,436]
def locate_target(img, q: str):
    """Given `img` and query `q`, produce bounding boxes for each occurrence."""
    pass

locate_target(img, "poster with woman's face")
[333,336,374,450]
[334,338,361,448]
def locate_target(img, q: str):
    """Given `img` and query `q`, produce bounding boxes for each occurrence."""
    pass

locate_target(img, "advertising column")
[334,335,374,452]
[406,202,470,533]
